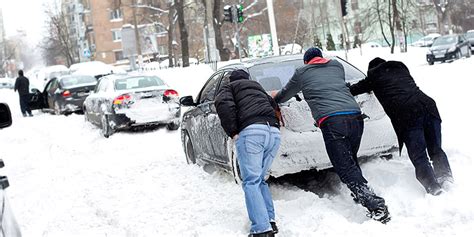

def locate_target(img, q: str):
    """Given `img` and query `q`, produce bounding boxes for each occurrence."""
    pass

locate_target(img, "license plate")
[78,92,90,97]
[435,54,444,58]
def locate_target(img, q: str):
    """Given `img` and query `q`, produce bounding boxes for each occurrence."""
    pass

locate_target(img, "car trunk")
[115,89,179,124]
[63,84,96,99]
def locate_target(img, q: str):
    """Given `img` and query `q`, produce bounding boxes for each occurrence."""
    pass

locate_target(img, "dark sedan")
[28,75,97,115]
[180,54,397,183]
[427,34,471,65]
[83,75,181,138]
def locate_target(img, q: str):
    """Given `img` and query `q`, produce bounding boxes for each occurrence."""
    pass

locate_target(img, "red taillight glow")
[113,94,132,105]
[62,90,71,97]
[164,89,179,97]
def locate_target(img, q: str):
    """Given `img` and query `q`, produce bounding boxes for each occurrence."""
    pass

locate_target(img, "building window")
[351,0,358,10]
[110,9,123,21]
[112,29,122,42]
[114,51,125,61]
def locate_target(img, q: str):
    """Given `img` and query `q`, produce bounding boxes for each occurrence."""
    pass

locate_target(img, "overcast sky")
[0,0,54,45]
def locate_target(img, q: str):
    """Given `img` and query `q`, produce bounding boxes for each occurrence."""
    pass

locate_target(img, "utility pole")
[266,0,279,56]
[132,0,143,67]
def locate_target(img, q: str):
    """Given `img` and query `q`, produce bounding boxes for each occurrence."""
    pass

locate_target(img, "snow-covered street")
[1,48,474,236]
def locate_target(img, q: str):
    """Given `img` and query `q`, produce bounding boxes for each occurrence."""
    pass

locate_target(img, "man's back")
[275,59,360,122]
[14,76,29,95]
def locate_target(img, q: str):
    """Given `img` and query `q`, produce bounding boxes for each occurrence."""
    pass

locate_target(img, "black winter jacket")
[215,78,279,137]
[350,61,441,151]
[14,76,30,95]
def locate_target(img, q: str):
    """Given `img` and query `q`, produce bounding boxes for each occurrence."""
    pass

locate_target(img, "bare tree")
[432,0,451,34]
[176,0,190,67]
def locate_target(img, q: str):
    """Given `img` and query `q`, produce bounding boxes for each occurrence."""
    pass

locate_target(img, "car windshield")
[60,75,96,88]
[114,76,165,90]
[248,57,365,91]
[466,32,474,38]
[432,36,456,46]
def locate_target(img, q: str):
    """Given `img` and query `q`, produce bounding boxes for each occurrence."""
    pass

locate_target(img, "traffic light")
[341,0,348,17]
[224,5,233,23]
[237,4,244,23]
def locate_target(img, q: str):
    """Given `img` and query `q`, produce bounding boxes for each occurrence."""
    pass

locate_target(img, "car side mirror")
[180,96,196,106]
[0,103,12,129]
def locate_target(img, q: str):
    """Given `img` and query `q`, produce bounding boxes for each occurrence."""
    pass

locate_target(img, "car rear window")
[114,76,165,90]
[248,58,365,91]
[60,76,96,88]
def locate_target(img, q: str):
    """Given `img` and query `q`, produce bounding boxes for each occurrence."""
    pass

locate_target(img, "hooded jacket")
[273,57,361,123]
[350,60,441,151]
[215,70,279,137]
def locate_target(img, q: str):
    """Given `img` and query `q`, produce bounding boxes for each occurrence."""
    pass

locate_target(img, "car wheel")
[227,139,243,184]
[101,114,113,138]
[83,108,89,122]
[467,49,471,58]
[167,121,180,130]
[456,51,462,59]
[428,61,434,65]
[183,131,196,164]
[54,102,61,115]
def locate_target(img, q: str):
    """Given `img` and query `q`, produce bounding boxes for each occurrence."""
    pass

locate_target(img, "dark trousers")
[320,114,367,186]
[19,94,32,115]
[402,114,452,190]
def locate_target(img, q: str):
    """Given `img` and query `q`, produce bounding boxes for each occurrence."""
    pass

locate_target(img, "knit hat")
[229,69,250,82]
[368,57,386,70]
[303,47,323,62]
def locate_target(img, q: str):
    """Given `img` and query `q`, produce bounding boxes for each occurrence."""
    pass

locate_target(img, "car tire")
[456,51,462,59]
[467,49,471,58]
[229,140,243,185]
[53,102,61,115]
[428,61,434,65]
[167,121,180,130]
[183,131,196,164]
[101,114,113,138]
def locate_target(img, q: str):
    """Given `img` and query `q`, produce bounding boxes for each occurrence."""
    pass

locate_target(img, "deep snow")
[0,47,473,237]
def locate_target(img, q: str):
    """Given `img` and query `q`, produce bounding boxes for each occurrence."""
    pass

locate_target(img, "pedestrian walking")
[215,69,281,237]
[14,70,33,117]
[272,47,390,223]
[350,57,453,195]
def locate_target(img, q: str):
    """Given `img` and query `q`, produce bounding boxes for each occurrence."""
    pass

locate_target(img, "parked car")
[466,30,474,52]
[426,34,471,65]
[28,75,97,115]
[179,54,397,182]
[70,61,126,79]
[83,75,181,138]
[0,78,14,89]
[411,33,441,47]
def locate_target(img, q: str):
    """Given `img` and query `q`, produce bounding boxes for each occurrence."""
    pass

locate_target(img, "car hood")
[429,44,454,51]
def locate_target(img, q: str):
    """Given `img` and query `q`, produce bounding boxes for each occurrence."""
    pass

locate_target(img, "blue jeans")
[235,124,281,234]
[402,114,452,191]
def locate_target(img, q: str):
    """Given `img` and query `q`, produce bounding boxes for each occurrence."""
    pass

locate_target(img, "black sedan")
[83,75,181,138]
[29,75,97,115]
[426,34,471,65]
[180,54,397,183]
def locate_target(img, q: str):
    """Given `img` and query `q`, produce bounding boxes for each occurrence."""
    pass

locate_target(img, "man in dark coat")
[215,69,280,237]
[272,47,390,223]
[350,57,453,195]
[14,70,33,117]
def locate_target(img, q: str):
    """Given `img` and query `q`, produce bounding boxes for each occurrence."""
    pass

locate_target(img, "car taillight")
[62,90,71,97]
[163,89,179,97]
[113,94,132,105]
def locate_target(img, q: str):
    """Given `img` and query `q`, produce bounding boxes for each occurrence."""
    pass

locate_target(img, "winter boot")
[270,221,278,234]
[426,182,443,196]
[248,230,275,237]
[437,175,454,191]
[349,182,391,224]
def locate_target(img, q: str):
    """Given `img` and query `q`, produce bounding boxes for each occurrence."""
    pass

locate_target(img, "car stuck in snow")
[180,54,398,182]
[83,75,181,137]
